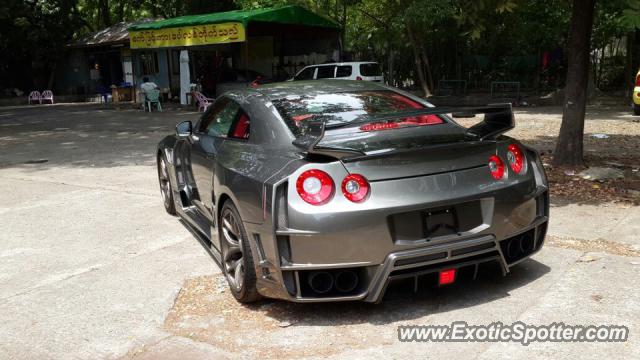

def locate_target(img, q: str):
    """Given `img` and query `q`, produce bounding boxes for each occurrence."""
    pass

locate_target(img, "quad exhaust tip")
[335,270,359,293]
[503,231,536,262]
[307,271,334,294]
[307,270,360,295]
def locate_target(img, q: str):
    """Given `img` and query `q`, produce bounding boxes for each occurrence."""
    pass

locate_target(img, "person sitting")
[140,77,158,109]
[140,77,158,95]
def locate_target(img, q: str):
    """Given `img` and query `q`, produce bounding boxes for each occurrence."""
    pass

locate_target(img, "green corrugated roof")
[128,5,340,31]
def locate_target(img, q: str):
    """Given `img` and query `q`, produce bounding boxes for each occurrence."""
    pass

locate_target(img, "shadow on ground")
[0,104,199,170]
[159,259,549,357]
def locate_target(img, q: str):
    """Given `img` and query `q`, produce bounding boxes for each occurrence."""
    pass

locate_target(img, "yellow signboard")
[130,22,245,49]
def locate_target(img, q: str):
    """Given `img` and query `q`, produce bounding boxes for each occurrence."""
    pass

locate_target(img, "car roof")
[247,79,389,100]
[303,62,377,67]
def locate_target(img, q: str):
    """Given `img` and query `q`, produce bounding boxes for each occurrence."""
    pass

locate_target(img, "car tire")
[634,104,640,116]
[157,153,176,215]
[219,201,261,303]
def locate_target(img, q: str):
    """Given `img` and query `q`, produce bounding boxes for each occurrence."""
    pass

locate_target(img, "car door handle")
[190,134,200,142]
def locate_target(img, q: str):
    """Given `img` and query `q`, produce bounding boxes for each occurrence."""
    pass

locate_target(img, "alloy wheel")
[158,157,171,207]
[221,208,245,292]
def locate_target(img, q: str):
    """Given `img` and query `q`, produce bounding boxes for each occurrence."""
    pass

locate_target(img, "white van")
[292,62,383,82]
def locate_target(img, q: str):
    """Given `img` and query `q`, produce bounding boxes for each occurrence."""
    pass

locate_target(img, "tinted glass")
[316,66,336,79]
[336,66,352,78]
[272,90,443,136]
[294,67,315,80]
[359,63,381,77]
[199,98,228,132]
[203,99,240,137]
[229,111,250,139]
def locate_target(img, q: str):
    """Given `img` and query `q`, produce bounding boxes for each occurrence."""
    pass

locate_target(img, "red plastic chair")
[41,90,54,104]
[28,91,41,104]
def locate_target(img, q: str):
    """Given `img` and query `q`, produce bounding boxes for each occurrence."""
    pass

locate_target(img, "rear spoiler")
[292,103,514,155]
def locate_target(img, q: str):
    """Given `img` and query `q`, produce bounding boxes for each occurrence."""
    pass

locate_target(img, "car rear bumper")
[250,150,549,302]
[253,216,547,303]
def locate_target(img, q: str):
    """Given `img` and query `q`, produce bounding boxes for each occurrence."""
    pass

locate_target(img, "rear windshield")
[360,63,381,77]
[272,90,443,136]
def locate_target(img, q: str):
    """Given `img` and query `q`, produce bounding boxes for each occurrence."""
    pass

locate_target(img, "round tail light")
[341,174,370,202]
[507,143,525,174]
[488,155,505,180]
[296,169,334,205]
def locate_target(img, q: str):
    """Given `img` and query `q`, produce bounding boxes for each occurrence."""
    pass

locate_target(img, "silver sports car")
[157,80,549,303]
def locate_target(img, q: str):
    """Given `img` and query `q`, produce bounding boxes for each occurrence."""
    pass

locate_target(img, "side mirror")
[176,121,192,138]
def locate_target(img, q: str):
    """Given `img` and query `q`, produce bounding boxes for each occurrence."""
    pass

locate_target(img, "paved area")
[1,104,639,359]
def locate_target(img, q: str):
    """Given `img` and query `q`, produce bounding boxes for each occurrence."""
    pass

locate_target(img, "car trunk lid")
[319,125,496,181]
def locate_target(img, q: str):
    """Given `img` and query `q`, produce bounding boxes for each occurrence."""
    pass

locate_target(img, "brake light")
[296,169,334,205]
[356,76,363,81]
[636,74,640,87]
[488,155,505,180]
[507,143,525,174]
[341,174,370,202]
[439,269,456,285]
[359,115,443,132]
[360,122,400,131]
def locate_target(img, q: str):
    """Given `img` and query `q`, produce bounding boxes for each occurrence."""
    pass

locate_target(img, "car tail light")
[507,143,525,174]
[488,155,505,180]
[356,76,363,81]
[636,74,640,87]
[296,169,334,205]
[341,174,370,202]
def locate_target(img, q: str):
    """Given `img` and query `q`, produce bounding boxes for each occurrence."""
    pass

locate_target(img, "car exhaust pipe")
[334,270,358,293]
[519,232,535,254]
[308,271,334,294]
[505,237,522,260]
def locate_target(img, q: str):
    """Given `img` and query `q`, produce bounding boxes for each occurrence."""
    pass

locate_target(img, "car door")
[190,97,240,221]
[294,66,316,80]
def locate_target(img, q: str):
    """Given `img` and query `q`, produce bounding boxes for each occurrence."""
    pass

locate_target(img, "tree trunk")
[552,0,596,167]
[625,31,636,98]
[47,61,57,90]
[99,0,110,27]
[420,47,434,94]
[406,25,431,97]
[388,46,394,86]
[116,0,125,22]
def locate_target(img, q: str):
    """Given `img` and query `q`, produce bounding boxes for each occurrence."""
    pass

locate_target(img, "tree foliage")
[1,0,639,95]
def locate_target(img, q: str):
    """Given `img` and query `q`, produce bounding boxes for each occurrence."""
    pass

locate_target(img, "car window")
[359,63,381,77]
[272,90,444,136]
[199,98,228,133]
[229,111,250,140]
[202,99,240,137]
[316,66,336,79]
[294,67,315,80]
[336,66,352,78]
